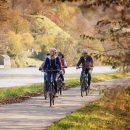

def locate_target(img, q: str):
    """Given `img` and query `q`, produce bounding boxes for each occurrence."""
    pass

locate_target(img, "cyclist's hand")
[58,69,62,73]
[90,67,93,71]
[39,67,42,71]
[76,66,79,69]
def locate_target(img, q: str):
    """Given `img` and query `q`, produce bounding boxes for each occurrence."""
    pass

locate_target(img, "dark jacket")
[77,55,93,70]
[43,56,61,72]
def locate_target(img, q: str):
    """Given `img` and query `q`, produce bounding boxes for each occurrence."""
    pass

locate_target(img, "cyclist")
[58,52,67,83]
[76,50,93,87]
[39,53,50,96]
[43,48,61,97]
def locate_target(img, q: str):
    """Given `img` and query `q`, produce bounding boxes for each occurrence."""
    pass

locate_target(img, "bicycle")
[77,67,92,97]
[57,73,64,95]
[46,70,59,107]
[80,70,90,97]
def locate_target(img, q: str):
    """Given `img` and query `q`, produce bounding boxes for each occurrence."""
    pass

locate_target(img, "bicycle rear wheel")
[49,84,54,107]
[86,86,90,96]
[50,93,53,107]
[59,87,62,95]
[57,80,63,95]
[52,94,55,105]
[44,90,47,100]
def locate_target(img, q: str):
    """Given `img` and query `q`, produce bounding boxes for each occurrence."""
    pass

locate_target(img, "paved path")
[0,77,130,130]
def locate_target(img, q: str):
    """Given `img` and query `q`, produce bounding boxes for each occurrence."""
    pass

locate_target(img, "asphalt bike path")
[0,77,130,130]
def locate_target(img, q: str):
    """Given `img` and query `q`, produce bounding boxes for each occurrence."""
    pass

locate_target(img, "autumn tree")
[9,12,30,34]
[0,0,9,54]
[28,0,43,15]
[80,0,130,71]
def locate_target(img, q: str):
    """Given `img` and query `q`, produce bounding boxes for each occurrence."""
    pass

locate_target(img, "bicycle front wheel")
[50,93,53,107]
[81,81,84,97]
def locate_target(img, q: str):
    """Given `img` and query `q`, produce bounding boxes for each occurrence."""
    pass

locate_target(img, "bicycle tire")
[85,88,88,96]
[86,86,90,96]
[59,87,62,95]
[49,84,54,107]
[50,93,53,107]
[44,91,47,100]
[52,94,55,105]
[57,79,63,96]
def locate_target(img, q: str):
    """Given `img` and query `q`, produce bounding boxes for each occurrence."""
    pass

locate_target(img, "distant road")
[0,66,117,88]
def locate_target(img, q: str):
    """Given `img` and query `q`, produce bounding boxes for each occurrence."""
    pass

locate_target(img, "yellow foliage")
[8,31,23,58]
[21,33,34,48]
[9,14,30,34]
[57,3,81,21]
[34,35,56,50]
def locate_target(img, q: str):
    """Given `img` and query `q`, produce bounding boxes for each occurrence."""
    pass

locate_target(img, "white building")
[0,55,11,68]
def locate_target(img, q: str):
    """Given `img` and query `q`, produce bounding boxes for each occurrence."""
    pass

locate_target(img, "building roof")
[0,54,10,58]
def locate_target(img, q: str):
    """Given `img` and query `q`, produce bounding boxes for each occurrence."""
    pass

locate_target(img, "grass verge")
[0,72,130,105]
[92,72,130,82]
[0,79,80,105]
[48,86,130,130]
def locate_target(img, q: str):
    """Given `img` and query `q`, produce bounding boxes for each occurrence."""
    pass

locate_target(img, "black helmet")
[58,52,64,58]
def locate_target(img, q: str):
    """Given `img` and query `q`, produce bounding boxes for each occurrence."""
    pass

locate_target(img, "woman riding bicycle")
[76,50,93,87]
[58,52,67,84]
[43,48,61,97]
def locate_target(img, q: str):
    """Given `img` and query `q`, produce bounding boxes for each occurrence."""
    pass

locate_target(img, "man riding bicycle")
[42,48,61,97]
[76,50,93,87]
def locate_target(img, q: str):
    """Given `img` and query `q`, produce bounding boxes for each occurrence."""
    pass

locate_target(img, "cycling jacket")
[43,56,61,71]
[77,55,93,70]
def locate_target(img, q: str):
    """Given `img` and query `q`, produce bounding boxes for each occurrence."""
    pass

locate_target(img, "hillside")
[2,1,103,67]
[7,12,78,67]
[2,0,127,67]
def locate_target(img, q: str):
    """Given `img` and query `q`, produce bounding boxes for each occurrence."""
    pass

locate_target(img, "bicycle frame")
[45,69,59,107]
[57,73,64,95]
[80,70,89,97]
[81,71,88,87]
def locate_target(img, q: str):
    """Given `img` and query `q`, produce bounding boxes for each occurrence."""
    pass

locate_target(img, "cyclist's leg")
[62,70,65,82]
[53,73,58,93]
[44,72,47,91]
[80,70,84,83]
[87,70,91,87]
[85,69,90,86]
[60,74,64,82]
[46,72,51,91]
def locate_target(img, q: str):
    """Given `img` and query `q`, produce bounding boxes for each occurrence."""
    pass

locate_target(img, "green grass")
[48,86,130,130]
[0,79,79,102]
[0,83,43,100]
[65,79,80,89]
[92,72,130,82]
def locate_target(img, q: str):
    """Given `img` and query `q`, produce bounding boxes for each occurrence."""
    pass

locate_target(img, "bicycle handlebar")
[76,66,93,69]
[45,69,61,72]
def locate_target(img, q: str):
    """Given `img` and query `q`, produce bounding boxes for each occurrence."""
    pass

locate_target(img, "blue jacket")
[43,56,61,71]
